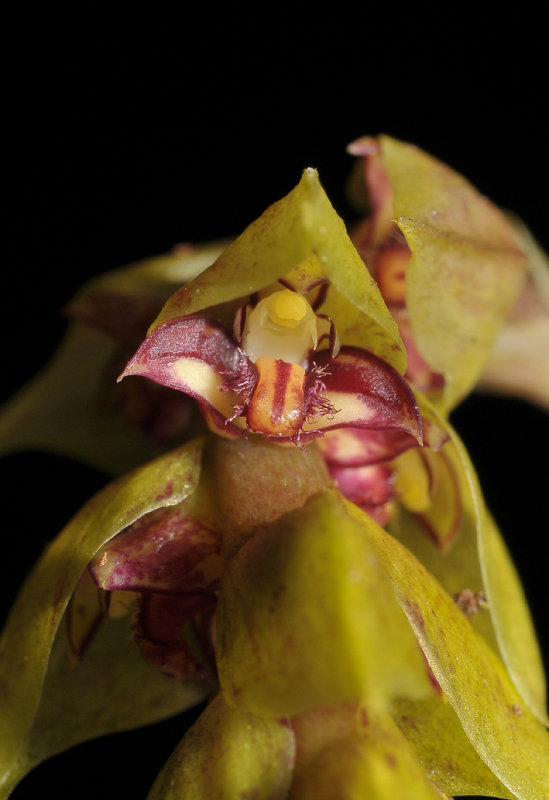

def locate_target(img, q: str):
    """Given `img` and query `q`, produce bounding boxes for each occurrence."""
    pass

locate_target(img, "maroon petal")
[318,427,419,468]
[119,316,252,434]
[135,593,217,680]
[303,346,422,443]
[89,504,223,595]
[329,462,395,527]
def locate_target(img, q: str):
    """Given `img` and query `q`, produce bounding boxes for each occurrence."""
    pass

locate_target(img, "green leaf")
[150,169,407,373]
[216,489,433,719]
[147,692,295,800]
[0,438,204,796]
[379,135,527,411]
[346,496,549,800]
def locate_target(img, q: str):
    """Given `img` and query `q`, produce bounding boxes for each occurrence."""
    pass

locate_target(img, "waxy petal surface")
[318,427,418,467]
[0,439,205,794]
[90,503,222,594]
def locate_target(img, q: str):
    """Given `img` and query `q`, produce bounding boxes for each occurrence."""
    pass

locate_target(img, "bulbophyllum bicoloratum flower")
[1,140,548,800]
[346,135,528,414]
[118,285,423,448]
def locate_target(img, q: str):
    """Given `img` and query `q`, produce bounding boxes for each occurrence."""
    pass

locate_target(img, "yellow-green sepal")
[394,695,515,798]
[379,135,527,411]
[291,703,449,799]
[150,169,407,373]
[216,489,433,720]
[346,496,549,800]
[147,692,295,800]
[390,393,548,726]
[0,438,205,796]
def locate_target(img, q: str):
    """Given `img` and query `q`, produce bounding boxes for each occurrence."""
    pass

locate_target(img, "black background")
[3,7,548,799]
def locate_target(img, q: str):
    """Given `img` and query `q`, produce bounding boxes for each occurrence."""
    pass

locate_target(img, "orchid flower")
[1,141,548,800]
[118,285,423,448]
[346,135,527,413]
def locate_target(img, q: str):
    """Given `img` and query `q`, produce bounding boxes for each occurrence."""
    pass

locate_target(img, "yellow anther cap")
[268,291,309,327]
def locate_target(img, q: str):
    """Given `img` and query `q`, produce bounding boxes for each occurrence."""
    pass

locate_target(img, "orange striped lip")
[247,357,306,437]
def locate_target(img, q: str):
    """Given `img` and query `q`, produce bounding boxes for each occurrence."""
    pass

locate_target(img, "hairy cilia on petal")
[119,315,250,437]
[120,174,425,444]
[121,286,423,445]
